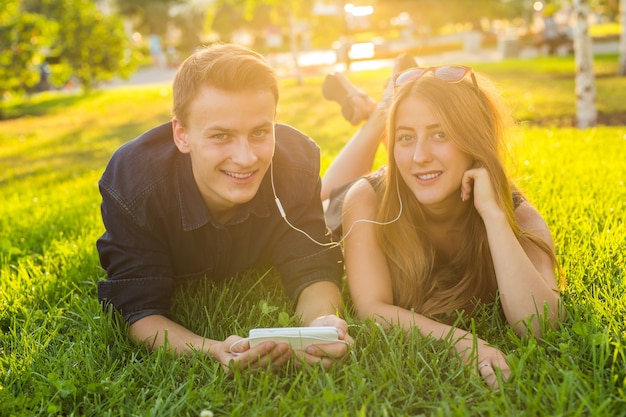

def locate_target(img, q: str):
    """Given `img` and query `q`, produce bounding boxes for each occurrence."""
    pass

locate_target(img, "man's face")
[172,86,276,223]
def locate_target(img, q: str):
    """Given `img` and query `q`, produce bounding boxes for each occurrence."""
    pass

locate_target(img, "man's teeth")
[225,171,253,179]
[418,172,440,180]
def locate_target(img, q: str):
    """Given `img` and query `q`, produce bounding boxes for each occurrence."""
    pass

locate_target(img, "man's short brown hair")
[172,43,279,125]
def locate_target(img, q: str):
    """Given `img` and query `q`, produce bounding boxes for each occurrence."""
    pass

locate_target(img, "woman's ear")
[172,117,190,153]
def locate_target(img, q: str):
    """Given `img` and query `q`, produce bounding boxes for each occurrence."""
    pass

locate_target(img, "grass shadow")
[2,91,95,120]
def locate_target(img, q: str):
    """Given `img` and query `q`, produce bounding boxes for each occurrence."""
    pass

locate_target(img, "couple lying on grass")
[96,43,562,390]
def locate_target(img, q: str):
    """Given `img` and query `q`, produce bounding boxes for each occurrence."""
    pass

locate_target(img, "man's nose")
[230,138,257,165]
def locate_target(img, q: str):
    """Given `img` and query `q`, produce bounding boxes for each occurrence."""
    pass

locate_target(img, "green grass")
[1,53,625,416]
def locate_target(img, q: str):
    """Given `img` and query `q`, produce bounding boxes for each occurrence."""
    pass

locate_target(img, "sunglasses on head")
[394,65,478,90]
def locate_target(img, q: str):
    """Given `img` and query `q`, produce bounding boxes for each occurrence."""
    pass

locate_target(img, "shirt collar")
[176,154,272,231]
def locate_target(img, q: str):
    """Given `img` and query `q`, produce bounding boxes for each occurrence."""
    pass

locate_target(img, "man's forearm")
[129,314,214,356]
[295,281,343,325]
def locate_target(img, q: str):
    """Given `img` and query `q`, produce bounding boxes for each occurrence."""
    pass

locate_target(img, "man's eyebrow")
[201,121,274,135]
[251,121,274,129]
[200,123,233,132]
[198,127,229,138]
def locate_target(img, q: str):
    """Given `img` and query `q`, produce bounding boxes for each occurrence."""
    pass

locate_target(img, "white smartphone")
[247,326,339,350]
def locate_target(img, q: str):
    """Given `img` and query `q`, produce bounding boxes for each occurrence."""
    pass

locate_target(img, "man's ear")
[172,117,190,153]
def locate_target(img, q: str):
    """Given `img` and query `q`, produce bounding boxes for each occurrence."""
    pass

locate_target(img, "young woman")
[322,62,562,389]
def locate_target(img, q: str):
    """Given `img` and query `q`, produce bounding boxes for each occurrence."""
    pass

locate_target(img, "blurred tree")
[591,0,620,19]
[573,0,597,127]
[619,0,626,75]
[372,0,530,34]
[170,2,208,58]
[206,2,246,43]
[114,0,184,37]
[311,13,345,47]
[22,0,138,92]
[204,0,314,84]
[205,0,313,43]
[262,0,315,84]
[0,0,55,118]
[247,2,274,49]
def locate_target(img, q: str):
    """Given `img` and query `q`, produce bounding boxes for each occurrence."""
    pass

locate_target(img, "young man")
[96,43,351,371]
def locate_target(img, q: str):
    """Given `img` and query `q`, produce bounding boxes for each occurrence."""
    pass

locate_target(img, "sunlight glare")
[344,3,374,17]
[348,42,375,59]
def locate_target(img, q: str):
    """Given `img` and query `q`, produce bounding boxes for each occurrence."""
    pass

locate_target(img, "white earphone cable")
[270,162,402,247]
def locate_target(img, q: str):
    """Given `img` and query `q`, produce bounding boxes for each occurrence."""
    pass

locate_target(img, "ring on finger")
[479,363,492,370]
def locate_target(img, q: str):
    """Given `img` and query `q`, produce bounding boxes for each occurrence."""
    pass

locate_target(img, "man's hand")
[294,281,352,368]
[129,315,293,372]
[293,314,353,369]
[218,335,292,373]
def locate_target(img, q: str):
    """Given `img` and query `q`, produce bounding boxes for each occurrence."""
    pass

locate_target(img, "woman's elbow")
[512,298,563,338]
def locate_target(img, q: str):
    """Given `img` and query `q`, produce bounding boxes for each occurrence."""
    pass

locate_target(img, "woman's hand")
[454,335,511,390]
[460,166,503,219]
[475,344,511,390]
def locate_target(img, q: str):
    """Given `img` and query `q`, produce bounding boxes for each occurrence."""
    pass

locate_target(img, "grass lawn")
[1,53,625,416]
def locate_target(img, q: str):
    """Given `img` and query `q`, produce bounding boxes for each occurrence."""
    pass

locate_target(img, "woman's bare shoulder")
[343,178,378,219]
[515,201,554,247]
[345,178,378,205]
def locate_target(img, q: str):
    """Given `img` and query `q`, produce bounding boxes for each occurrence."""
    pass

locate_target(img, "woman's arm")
[461,168,562,336]
[342,180,510,388]
[488,201,562,335]
[321,107,387,202]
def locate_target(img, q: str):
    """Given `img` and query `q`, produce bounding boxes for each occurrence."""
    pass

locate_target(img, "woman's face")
[393,95,474,210]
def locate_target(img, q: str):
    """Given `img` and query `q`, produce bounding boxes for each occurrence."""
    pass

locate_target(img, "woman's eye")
[397,134,414,143]
[432,131,447,141]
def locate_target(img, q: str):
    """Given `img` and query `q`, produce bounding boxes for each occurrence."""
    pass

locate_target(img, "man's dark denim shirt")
[96,122,343,324]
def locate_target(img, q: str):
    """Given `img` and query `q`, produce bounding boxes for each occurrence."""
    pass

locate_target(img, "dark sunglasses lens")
[434,66,467,82]
[395,68,426,86]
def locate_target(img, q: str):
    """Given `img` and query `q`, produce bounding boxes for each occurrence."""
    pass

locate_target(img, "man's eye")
[211,133,228,140]
[251,129,266,138]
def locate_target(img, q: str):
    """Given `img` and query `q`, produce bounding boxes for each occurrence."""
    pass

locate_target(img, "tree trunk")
[619,0,626,76]
[288,12,303,86]
[573,0,597,128]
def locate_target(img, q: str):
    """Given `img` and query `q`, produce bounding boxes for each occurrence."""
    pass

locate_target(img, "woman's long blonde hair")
[377,71,555,318]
